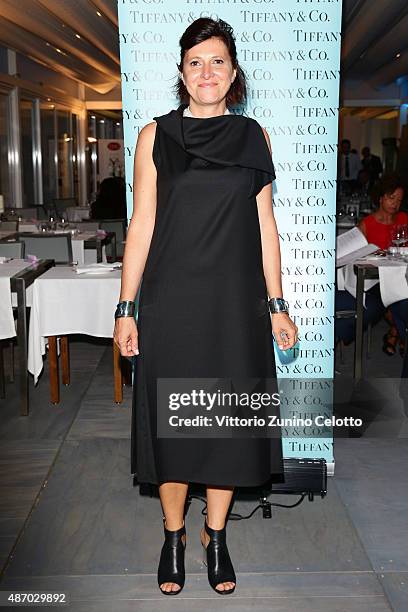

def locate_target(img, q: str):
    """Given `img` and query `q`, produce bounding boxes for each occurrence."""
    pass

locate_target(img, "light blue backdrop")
[118,0,343,471]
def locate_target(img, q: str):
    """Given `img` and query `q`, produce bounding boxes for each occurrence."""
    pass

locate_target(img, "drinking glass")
[392,225,406,248]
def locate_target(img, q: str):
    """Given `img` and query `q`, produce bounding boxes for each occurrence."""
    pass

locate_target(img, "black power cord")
[138,456,327,520]
[187,492,307,521]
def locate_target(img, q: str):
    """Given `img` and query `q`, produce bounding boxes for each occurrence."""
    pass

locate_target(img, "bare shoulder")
[136,120,157,149]
[134,121,157,173]
[358,218,367,235]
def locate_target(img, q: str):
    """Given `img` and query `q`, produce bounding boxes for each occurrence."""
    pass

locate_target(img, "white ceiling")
[342,0,408,89]
[0,0,407,97]
[0,0,119,94]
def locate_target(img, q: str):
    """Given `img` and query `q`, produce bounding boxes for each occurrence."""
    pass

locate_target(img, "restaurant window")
[0,92,10,207]
[72,113,79,201]
[20,98,35,205]
[57,109,73,199]
[40,106,57,205]
[87,112,97,201]
[114,119,123,140]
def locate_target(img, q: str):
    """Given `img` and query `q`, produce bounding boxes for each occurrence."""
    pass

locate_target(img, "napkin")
[0,276,16,339]
[74,262,122,274]
[378,265,408,308]
[341,262,379,308]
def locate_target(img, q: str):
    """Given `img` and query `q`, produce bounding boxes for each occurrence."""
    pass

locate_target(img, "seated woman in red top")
[359,181,408,250]
[358,174,408,355]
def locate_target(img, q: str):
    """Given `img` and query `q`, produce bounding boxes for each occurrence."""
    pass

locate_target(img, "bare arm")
[357,218,367,239]
[256,131,282,301]
[257,127,298,350]
[119,121,157,301]
[114,121,157,356]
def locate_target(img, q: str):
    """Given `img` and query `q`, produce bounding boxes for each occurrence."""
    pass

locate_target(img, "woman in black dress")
[114,17,298,596]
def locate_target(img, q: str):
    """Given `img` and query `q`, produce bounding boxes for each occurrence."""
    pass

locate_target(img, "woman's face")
[379,187,404,215]
[181,36,237,106]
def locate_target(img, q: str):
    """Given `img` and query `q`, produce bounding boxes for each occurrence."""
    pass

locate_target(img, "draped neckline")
[152,102,275,176]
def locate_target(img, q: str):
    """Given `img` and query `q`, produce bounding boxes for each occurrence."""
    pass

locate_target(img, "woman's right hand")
[113,317,139,357]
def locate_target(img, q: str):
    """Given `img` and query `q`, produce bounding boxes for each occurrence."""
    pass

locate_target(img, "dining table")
[80,231,117,263]
[353,257,408,379]
[27,264,126,404]
[0,258,54,415]
[65,206,91,222]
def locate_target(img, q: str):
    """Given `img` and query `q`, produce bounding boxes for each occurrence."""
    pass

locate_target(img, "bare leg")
[200,485,235,592]
[158,481,188,593]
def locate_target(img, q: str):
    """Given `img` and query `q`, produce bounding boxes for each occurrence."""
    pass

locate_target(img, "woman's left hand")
[271,312,298,350]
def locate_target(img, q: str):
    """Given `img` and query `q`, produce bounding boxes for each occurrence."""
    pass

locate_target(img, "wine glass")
[56,217,70,231]
[398,224,408,260]
[391,225,406,248]
[399,224,408,247]
[388,225,406,259]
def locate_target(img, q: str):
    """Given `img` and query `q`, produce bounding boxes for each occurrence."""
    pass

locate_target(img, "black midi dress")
[131,102,284,487]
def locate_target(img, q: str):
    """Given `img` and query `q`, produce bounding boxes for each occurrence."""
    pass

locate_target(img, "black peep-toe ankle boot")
[157,517,186,595]
[201,518,236,594]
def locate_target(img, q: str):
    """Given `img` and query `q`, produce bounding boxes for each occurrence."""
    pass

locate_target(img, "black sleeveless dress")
[131,102,283,487]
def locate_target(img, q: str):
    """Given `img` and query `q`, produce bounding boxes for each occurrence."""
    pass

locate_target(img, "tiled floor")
[0,322,407,611]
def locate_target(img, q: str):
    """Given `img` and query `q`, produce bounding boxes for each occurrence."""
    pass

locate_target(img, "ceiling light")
[99,119,105,123]
[96,11,102,17]
[396,52,401,58]
[88,136,97,143]
[91,115,96,119]
[75,34,81,39]
[56,48,62,54]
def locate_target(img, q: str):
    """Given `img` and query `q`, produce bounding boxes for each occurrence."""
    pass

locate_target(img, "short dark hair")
[378,173,404,197]
[341,139,351,146]
[371,172,405,207]
[173,17,247,107]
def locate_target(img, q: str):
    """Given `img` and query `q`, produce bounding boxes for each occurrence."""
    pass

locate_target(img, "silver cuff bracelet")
[268,297,289,314]
[115,300,135,319]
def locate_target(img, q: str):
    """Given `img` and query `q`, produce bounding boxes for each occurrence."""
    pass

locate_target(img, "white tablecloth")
[19,223,38,232]
[337,263,379,307]
[71,232,107,264]
[65,206,90,222]
[0,259,33,339]
[338,258,408,308]
[28,266,121,384]
[377,263,408,308]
